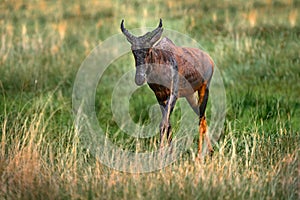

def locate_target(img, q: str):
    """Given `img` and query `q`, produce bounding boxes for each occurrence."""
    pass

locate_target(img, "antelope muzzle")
[135,67,146,86]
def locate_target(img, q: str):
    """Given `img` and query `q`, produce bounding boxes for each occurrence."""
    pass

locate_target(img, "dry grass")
[0,101,298,199]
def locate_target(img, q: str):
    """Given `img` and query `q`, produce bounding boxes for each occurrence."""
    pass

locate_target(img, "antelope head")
[121,19,163,86]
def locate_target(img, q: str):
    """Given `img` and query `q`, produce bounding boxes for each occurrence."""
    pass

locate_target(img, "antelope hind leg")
[197,84,214,158]
[198,116,214,157]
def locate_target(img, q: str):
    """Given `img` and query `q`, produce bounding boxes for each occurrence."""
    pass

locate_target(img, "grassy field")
[0,0,299,199]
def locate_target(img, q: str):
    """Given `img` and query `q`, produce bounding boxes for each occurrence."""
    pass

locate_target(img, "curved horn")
[120,19,136,44]
[140,19,163,41]
[158,18,162,28]
[143,19,163,46]
[150,19,163,37]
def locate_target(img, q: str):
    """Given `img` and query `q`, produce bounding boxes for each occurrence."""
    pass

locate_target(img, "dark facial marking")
[132,48,149,85]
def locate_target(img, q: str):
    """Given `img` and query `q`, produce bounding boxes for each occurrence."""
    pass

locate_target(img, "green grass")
[0,0,299,199]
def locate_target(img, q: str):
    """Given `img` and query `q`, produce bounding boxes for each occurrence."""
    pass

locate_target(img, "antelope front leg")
[159,94,177,148]
[159,120,171,148]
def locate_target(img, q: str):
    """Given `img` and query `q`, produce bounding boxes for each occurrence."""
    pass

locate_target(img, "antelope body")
[121,19,214,157]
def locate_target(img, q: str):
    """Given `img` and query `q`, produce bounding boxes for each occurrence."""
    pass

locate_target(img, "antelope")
[121,19,214,158]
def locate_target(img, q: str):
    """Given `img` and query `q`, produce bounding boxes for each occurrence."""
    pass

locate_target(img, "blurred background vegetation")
[0,0,299,199]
